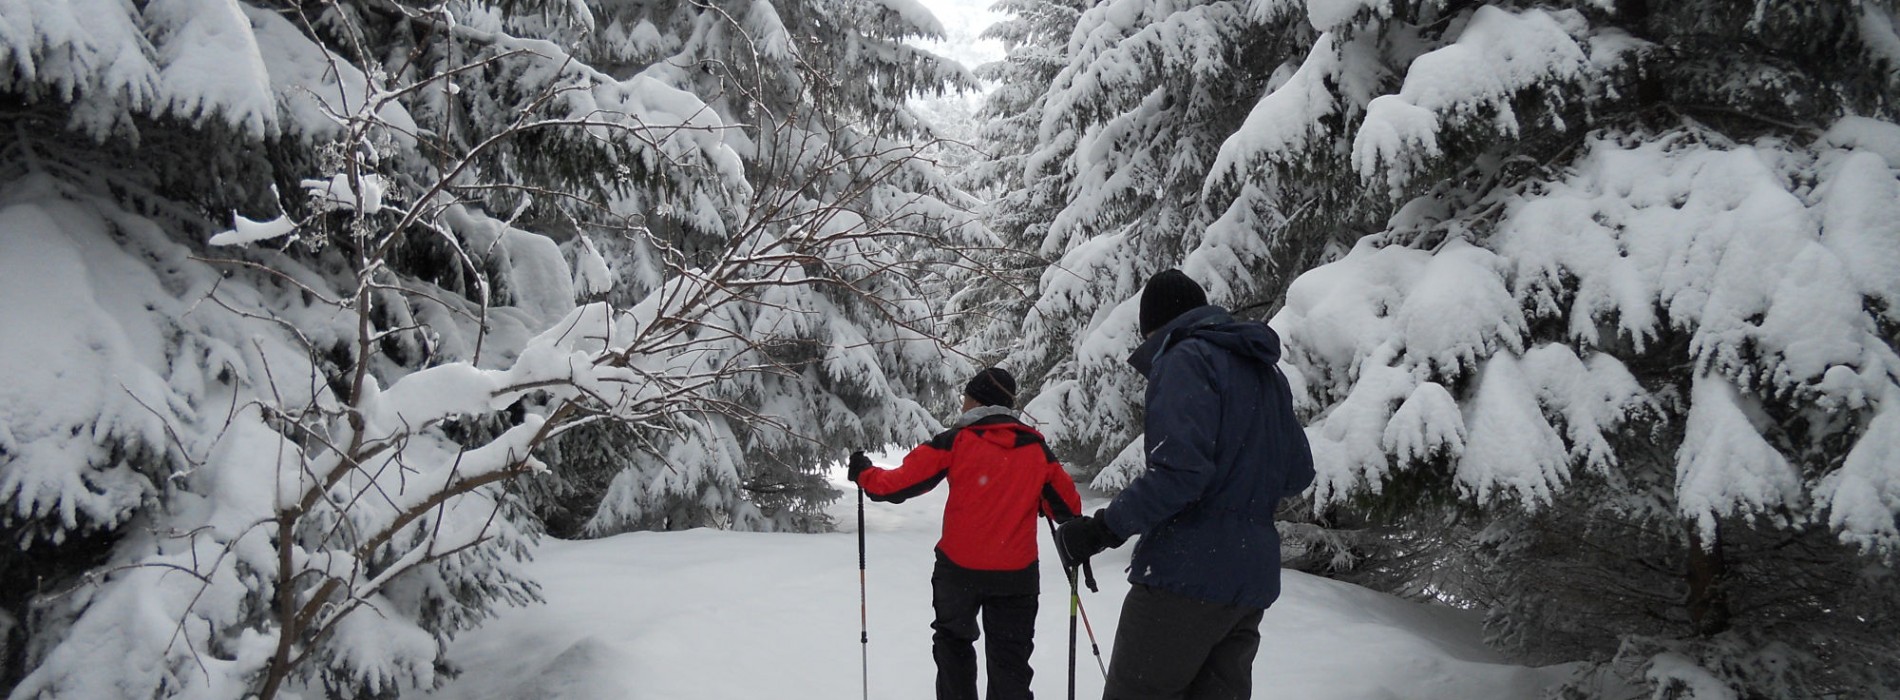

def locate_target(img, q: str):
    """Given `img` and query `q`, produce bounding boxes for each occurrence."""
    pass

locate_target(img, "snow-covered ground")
[424,456,1569,699]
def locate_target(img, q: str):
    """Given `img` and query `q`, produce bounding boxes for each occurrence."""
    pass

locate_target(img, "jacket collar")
[1127,305,1230,377]
[953,405,1021,428]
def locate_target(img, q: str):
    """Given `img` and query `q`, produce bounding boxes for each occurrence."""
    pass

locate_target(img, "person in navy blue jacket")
[1054,269,1316,700]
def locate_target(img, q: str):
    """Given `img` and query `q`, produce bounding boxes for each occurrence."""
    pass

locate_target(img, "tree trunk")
[1,607,20,692]
[1685,523,1731,637]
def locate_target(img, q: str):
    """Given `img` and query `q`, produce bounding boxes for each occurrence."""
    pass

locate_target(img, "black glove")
[847,451,873,483]
[1054,510,1125,570]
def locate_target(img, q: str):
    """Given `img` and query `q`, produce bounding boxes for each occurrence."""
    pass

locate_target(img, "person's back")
[851,368,1082,700]
[1115,305,1313,608]
[1056,269,1316,700]
[861,408,1077,571]
[936,413,1076,571]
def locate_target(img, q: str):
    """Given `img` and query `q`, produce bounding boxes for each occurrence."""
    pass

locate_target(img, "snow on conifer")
[982,0,1900,693]
[1274,125,1900,698]
[1,0,981,696]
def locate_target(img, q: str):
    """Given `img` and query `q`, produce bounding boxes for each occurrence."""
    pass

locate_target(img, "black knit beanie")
[964,367,1018,408]
[1139,269,1207,337]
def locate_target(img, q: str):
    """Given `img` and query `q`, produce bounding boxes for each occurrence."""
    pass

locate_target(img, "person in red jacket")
[849,367,1083,700]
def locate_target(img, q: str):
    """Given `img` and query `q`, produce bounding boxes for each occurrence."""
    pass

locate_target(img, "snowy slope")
[423,457,1569,699]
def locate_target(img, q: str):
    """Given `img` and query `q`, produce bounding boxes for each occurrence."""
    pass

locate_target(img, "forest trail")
[423,459,1568,700]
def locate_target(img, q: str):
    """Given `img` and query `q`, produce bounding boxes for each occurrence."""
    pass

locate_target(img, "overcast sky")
[913,0,1006,73]
[902,0,1008,138]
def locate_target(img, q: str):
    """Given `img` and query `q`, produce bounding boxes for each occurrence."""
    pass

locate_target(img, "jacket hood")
[956,407,1041,448]
[1127,305,1283,377]
[954,405,1020,428]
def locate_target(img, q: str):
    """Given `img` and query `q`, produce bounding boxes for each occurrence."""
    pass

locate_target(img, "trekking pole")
[1041,515,1081,700]
[1074,561,1108,678]
[1045,517,1111,689]
[1067,562,1080,700]
[858,483,869,700]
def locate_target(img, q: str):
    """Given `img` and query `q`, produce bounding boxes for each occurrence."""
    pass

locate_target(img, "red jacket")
[860,413,1083,571]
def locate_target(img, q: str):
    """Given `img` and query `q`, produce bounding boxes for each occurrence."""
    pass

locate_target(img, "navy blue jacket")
[1100,305,1316,609]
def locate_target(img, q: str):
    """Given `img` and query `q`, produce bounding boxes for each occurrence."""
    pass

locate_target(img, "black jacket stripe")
[870,467,948,503]
[1042,483,1079,522]
[926,426,960,451]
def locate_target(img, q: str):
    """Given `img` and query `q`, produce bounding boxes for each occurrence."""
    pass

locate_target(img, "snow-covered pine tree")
[978,0,1330,481]
[967,0,1088,208]
[534,0,986,536]
[0,0,739,694]
[1239,1,1900,698]
[1280,131,1900,697]
[984,0,1900,694]
[941,0,1092,364]
[1,0,978,695]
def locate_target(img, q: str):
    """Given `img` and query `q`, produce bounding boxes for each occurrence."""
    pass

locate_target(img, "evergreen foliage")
[0,0,975,695]
[549,0,986,535]
[980,0,1900,695]
[934,0,1089,366]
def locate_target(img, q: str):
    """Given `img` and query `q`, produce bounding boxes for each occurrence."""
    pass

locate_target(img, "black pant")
[1102,584,1265,700]
[932,572,1038,700]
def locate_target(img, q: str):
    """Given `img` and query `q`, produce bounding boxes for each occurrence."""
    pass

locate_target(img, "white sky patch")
[913,0,1008,70]
[908,0,1008,139]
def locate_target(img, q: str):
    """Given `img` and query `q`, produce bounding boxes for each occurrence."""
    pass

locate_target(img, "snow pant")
[931,558,1039,700]
[1101,583,1265,700]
